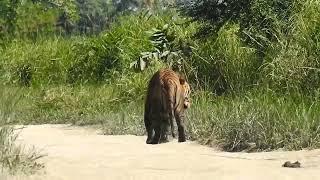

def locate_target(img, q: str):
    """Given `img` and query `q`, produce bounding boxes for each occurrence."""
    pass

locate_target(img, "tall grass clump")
[187,90,320,152]
[0,87,44,174]
[0,37,78,86]
[188,23,257,94]
[260,0,320,93]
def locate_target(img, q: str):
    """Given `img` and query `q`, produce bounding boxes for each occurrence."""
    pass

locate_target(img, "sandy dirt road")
[2,124,320,180]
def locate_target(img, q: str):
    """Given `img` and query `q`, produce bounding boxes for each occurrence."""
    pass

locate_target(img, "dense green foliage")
[0,10,193,85]
[0,0,320,152]
[179,0,320,94]
[0,0,176,38]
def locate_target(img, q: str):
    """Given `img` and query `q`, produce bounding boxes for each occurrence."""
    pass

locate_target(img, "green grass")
[3,66,160,125]
[0,87,44,175]
[187,90,320,152]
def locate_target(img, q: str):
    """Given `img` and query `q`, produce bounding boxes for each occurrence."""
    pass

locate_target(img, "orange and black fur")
[144,69,191,144]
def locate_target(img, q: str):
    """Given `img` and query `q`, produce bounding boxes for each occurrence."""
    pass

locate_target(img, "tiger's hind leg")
[163,80,176,140]
[145,111,154,144]
[170,116,175,138]
[159,116,170,143]
[146,125,154,144]
[150,119,161,144]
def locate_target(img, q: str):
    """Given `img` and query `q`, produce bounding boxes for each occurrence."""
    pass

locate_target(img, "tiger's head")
[179,77,191,109]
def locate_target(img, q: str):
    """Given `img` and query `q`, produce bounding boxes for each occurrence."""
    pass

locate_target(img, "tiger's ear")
[179,77,186,85]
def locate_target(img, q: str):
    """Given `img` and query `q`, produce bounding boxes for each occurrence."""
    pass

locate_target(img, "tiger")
[144,68,191,144]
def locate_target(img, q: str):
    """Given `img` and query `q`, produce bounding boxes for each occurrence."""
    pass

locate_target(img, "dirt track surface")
[2,124,320,180]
